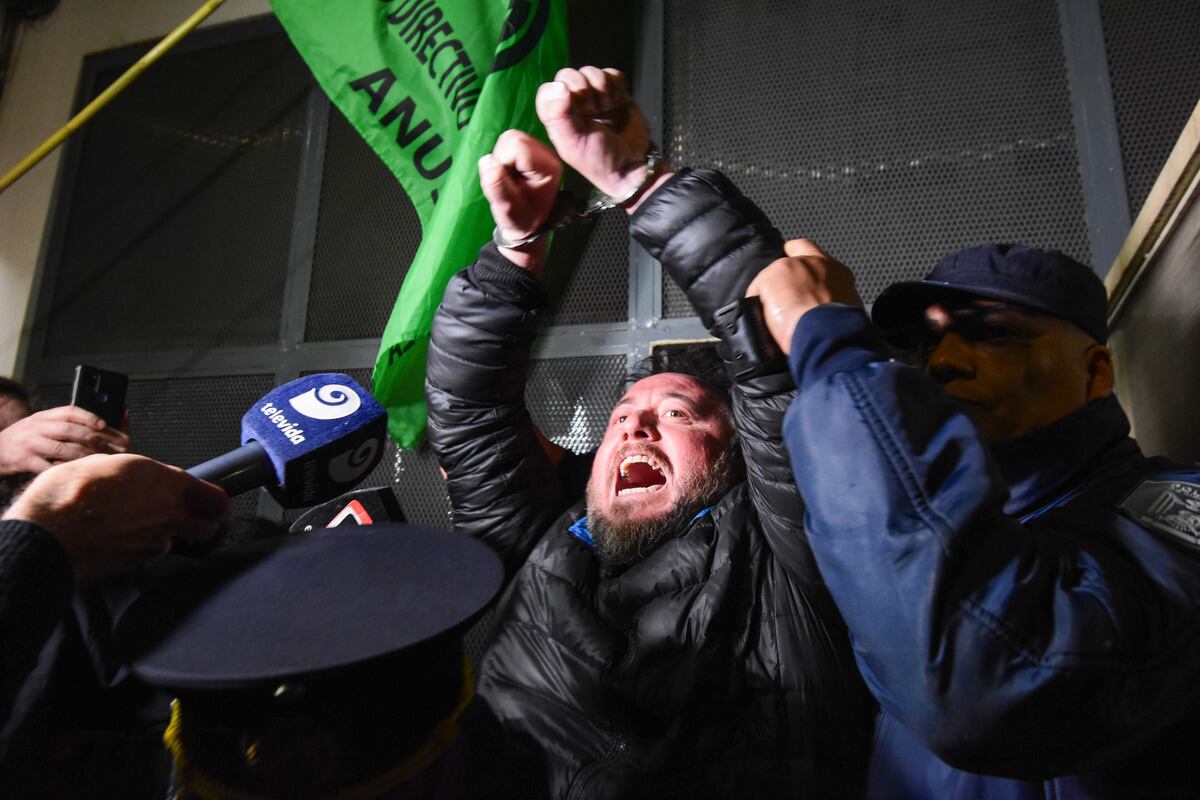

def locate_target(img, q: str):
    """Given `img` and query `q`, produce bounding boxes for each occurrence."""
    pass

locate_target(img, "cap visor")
[872,279,1068,346]
[119,525,502,689]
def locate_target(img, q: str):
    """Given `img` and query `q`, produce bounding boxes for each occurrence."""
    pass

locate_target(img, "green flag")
[271,0,568,446]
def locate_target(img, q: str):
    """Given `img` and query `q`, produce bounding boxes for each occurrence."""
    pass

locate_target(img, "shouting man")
[425,68,872,798]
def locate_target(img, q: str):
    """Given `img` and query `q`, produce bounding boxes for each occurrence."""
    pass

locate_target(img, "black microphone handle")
[187,441,277,496]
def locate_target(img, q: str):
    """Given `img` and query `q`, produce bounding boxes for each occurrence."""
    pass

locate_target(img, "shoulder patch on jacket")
[1120,479,1200,549]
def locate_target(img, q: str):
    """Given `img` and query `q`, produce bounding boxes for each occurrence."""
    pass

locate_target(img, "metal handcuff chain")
[493,148,664,249]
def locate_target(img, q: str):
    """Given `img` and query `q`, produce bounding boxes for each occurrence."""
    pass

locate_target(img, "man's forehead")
[615,372,721,408]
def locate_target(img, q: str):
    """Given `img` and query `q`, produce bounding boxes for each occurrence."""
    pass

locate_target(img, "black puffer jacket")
[426,170,873,798]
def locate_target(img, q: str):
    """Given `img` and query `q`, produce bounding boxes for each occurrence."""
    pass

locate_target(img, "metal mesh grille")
[122,374,276,517]
[388,441,454,528]
[542,212,631,325]
[662,0,1090,314]
[306,108,424,342]
[1100,0,1200,220]
[44,33,310,356]
[662,271,696,319]
[527,355,626,454]
[29,383,73,412]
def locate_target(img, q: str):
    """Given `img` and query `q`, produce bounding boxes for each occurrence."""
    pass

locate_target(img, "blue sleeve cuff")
[788,304,891,391]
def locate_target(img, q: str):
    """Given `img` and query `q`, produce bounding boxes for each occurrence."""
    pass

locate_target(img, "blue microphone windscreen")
[242,374,387,506]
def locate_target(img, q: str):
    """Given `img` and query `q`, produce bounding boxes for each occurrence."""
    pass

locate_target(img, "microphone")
[187,374,387,507]
[288,486,406,533]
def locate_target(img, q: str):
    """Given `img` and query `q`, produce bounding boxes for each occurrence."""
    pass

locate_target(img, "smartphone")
[70,364,128,428]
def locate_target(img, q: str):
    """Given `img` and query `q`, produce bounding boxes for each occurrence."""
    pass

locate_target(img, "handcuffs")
[494,145,787,381]
[493,147,665,249]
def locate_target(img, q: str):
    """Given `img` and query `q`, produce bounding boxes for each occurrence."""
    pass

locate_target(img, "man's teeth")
[619,454,662,476]
[616,454,666,496]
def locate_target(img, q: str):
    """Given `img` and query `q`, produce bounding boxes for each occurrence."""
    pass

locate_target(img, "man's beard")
[586,446,738,567]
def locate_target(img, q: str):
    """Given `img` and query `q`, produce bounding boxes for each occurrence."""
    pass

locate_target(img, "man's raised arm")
[425,131,583,580]
[536,67,846,579]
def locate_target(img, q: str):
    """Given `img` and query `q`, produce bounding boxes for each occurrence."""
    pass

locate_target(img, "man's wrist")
[490,189,585,273]
[623,169,675,215]
[476,241,549,297]
[496,236,548,276]
[606,147,672,215]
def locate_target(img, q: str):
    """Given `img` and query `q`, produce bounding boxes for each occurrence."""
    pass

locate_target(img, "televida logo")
[258,403,306,445]
[288,384,362,421]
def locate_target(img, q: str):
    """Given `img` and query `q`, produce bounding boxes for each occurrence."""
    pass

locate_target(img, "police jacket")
[781,304,1200,798]
[426,170,874,798]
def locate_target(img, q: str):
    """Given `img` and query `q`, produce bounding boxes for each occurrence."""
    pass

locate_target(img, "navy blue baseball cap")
[118,525,501,797]
[872,243,1109,345]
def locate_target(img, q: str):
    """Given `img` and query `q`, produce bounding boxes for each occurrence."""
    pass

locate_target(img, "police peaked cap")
[872,243,1109,345]
[118,525,501,798]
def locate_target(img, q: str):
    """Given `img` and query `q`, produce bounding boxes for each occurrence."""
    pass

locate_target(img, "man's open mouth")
[615,454,667,496]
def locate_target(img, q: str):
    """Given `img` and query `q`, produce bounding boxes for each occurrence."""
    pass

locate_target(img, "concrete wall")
[0,0,270,376]
[1106,100,1200,463]
[1109,191,1200,463]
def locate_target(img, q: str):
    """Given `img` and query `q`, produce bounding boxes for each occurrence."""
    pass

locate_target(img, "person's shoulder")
[705,483,755,539]
[526,499,591,563]
[1115,460,1200,554]
[501,500,597,606]
[713,481,749,512]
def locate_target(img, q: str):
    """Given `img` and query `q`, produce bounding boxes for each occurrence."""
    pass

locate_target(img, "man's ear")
[1085,343,1115,400]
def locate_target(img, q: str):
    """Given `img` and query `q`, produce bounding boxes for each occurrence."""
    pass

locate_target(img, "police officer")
[749,241,1200,798]
[120,524,501,800]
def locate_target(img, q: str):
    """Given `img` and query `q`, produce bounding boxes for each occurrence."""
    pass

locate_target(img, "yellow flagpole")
[0,0,228,194]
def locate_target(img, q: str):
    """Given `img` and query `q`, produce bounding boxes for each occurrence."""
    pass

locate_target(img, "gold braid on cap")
[163,659,476,800]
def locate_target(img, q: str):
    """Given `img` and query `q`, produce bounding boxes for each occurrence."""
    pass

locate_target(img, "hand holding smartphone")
[70,364,128,429]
